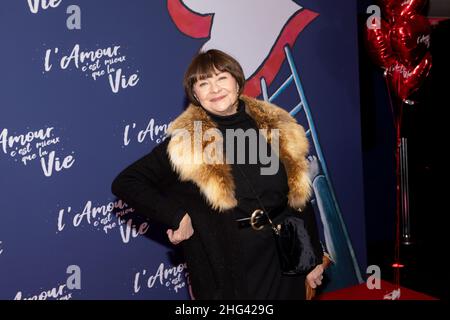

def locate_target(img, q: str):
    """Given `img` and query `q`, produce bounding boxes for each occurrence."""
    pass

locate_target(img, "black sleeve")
[111,138,186,229]
[302,201,325,261]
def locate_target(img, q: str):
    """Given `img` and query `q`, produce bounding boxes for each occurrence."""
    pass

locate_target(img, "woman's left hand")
[306,264,324,289]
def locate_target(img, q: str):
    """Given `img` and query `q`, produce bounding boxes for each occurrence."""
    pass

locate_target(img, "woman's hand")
[305,255,332,299]
[166,213,194,245]
[306,264,324,289]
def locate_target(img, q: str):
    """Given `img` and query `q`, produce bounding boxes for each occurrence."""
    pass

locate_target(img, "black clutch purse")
[272,212,322,275]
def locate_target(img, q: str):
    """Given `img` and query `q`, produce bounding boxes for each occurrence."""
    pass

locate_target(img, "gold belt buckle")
[250,209,264,231]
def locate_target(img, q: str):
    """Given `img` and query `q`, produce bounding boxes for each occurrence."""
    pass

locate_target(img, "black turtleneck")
[202,99,289,219]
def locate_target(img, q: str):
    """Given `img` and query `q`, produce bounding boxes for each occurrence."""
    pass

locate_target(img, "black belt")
[236,203,287,230]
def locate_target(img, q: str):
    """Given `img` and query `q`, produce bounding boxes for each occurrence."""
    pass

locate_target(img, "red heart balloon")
[398,0,427,17]
[379,0,397,21]
[379,0,427,21]
[365,18,396,69]
[387,51,432,101]
[390,14,431,66]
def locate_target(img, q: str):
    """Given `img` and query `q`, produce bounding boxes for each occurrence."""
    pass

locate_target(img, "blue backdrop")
[0,0,365,300]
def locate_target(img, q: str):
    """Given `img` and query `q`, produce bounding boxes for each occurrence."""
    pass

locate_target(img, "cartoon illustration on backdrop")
[167,0,363,291]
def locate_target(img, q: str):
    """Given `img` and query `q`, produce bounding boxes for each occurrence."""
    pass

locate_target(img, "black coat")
[111,96,323,299]
[112,138,240,299]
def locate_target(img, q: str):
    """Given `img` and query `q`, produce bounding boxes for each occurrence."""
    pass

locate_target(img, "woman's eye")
[218,76,227,80]
[198,82,207,87]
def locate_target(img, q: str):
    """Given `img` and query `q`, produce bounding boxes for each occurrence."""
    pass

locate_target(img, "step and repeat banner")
[1,0,365,299]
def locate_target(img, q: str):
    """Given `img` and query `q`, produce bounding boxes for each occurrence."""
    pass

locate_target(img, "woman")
[112,49,327,299]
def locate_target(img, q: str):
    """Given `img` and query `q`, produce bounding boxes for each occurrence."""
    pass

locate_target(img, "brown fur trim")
[167,95,311,212]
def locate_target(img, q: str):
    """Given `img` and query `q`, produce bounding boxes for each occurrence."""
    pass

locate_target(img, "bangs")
[190,61,228,83]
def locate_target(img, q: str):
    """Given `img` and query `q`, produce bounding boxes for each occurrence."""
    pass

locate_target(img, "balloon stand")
[365,0,433,291]
[400,137,412,246]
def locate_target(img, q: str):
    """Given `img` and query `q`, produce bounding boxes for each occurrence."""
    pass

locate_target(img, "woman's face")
[193,69,239,116]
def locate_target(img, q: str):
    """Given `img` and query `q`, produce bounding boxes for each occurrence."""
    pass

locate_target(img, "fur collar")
[166,95,311,212]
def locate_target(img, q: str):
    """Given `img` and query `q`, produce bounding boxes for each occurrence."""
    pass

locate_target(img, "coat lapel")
[167,95,311,212]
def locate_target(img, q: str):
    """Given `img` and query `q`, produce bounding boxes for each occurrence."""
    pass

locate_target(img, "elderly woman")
[112,49,327,300]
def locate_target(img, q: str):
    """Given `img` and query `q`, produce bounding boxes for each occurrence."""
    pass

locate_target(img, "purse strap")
[235,165,280,234]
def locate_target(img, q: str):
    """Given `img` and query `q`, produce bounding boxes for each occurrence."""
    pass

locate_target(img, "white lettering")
[27,0,62,14]
[119,219,149,243]
[60,44,121,70]
[108,68,139,93]
[0,127,54,154]
[58,200,148,243]
[134,263,188,294]
[40,151,75,177]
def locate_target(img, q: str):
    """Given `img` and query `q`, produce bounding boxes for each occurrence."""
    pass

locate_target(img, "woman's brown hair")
[183,49,245,106]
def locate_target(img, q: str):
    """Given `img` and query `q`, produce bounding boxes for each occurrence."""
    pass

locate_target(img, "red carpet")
[316,280,438,300]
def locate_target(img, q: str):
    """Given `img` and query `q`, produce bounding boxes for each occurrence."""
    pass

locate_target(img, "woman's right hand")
[166,213,194,245]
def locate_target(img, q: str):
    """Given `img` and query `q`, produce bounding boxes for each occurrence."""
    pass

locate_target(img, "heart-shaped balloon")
[379,0,396,21]
[398,0,427,17]
[365,18,395,69]
[387,51,432,101]
[369,1,432,102]
[379,0,427,21]
[390,13,431,66]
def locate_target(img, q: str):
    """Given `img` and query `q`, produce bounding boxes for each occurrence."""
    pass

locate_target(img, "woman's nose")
[210,81,220,93]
